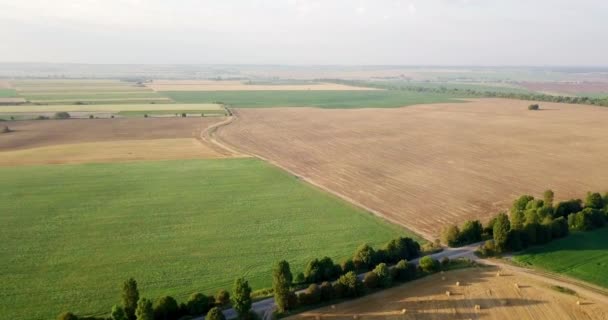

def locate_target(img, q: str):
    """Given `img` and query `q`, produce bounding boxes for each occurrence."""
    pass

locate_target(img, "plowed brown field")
[287,266,608,320]
[218,99,608,239]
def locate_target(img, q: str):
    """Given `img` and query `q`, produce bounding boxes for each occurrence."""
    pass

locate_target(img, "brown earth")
[0,117,222,151]
[520,82,608,95]
[217,99,608,239]
[287,266,608,320]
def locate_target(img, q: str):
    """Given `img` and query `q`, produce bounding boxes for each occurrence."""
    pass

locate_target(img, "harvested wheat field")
[0,138,226,166]
[287,266,608,320]
[218,98,608,239]
[147,80,379,91]
[0,117,235,164]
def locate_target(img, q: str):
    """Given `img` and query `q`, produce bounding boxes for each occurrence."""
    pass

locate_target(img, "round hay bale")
[331,305,336,309]
[441,276,446,281]
[456,281,460,286]
[576,300,581,306]
[496,272,501,277]
[401,309,407,314]
[353,315,358,320]
[440,271,444,274]
[514,283,519,289]
[474,304,481,310]
[445,291,451,297]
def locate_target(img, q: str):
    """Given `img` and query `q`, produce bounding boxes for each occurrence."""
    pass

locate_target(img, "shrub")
[394,259,415,282]
[440,257,450,269]
[478,240,496,257]
[493,213,511,252]
[585,192,604,209]
[36,115,50,120]
[372,263,391,288]
[306,284,321,304]
[57,312,78,320]
[89,115,94,119]
[122,278,139,320]
[181,113,187,117]
[186,293,211,316]
[441,225,461,247]
[340,259,356,274]
[353,244,376,270]
[135,298,154,320]
[459,220,483,244]
[528,104,540,110]
[550,216,569,238]
[154,296,179,320]
[554,199,583,218]
[144,114,149,118]
[111,115,115,118]
[336,271,364,297]
[232,278,252,319]
[419,256,439,273]
[543,190,555,207]
[206,307,226,320]
[363,271,378,289]
[110,305,127,320]
[215,290,230,307]
[54,112,71,119]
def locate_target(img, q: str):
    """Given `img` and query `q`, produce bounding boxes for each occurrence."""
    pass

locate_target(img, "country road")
[194,241,483,320]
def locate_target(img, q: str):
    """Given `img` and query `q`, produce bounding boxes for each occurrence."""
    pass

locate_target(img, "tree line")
[441,190,608,255]
[57,236,422,320]
[324,79,608,108]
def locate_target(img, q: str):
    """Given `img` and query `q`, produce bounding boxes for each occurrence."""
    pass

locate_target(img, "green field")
[0,158,411,320]
[0,88,18,97]
[161,90,461,108]
[514,229,608,288]
[370,81,535,94]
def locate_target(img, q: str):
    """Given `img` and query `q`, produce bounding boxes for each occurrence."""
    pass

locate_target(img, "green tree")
[153,296,178,320]
[440,225,461,247]
[394,259,415,282]
[459,220,483,244]
[206,307,226,320]
[122,278,139,320]
[511,195,534,214]
[319,281,333,301]
[493,213,511,253]
[585,192,604,209]
[135,298,154,320]
[340,259,356,274]
[54,111,71,119]
[418,256,439,273]
[232,278,252,319]
[57,312,78,320]
[215,290,230,307]
[543,190,554,207]
[336,271,364,297]
[186,293,210,316]
[372,263,391,288]
[272,260,293,313]
[353,244,376,270]
[111,305,127,320]
[510,210,525,230]
[303,258,321,283]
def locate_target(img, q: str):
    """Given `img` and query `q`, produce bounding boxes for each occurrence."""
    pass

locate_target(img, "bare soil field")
[0,138,226,166]
[0,80,11,88]
[0,117,222,151]
[520,81,608,95]
[287,266,608,320]
[147,80,379,91]
[218,99,608,239]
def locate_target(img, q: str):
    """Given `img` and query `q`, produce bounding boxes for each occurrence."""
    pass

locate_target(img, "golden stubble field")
[218,99,608,239]
[287,266,608,320]
[0,117,236,165]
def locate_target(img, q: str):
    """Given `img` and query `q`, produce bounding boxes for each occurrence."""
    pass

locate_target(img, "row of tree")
[479,191,607,256]
[325,79,608,108]
[59,277,253,320]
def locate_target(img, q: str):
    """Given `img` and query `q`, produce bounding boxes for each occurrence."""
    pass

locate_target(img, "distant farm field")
[0,103,222,113]
[218,98,608,239]
[148,80,379,91]
[287,266,608,320]
[0,158,410,320]
[515,229,608,288]
[162,90,460,108]
[9,79,170,104]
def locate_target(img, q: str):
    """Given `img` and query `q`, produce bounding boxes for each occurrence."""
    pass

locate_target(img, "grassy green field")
[0,158,411,320]
[514,229,608,288]
[161,90,461,108]
[0,88,18,97]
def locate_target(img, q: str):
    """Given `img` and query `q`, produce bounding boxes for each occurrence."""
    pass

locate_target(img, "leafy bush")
[186,293,211,316]
[154,296,179,320]
[336,271,364,298]
[54,112,71,119]
[372,263,391,288]
[57,312,78,320]
[319,281,333,301]
[206,307,226,320]
[394,259,416,282]
[353,244,376,271]
[215,290,230,307]
[363,271,378,289]
[418,256,439,273]
[528,104,540,110]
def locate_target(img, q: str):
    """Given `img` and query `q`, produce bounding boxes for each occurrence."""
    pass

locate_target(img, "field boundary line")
[210,108,433,242]
[200,107,249,157]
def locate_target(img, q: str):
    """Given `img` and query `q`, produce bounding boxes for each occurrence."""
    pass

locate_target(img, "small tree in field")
[273,260,293,313]
[122,278,139,320]
[493,213,511,252]
[215,290,230,307]
[232,278,252,319]
[419,256,439,273]
[528,104,540,110]
[54,112,71,119]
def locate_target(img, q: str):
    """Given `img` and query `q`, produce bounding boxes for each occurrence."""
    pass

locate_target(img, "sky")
[0,0,607,66]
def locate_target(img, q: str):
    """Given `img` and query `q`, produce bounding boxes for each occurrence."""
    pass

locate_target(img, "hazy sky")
[1,0,607,66]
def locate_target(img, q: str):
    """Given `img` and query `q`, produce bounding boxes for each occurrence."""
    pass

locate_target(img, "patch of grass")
[161,90,461,108]
[514,229,608,288]
[0,158,414,320]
